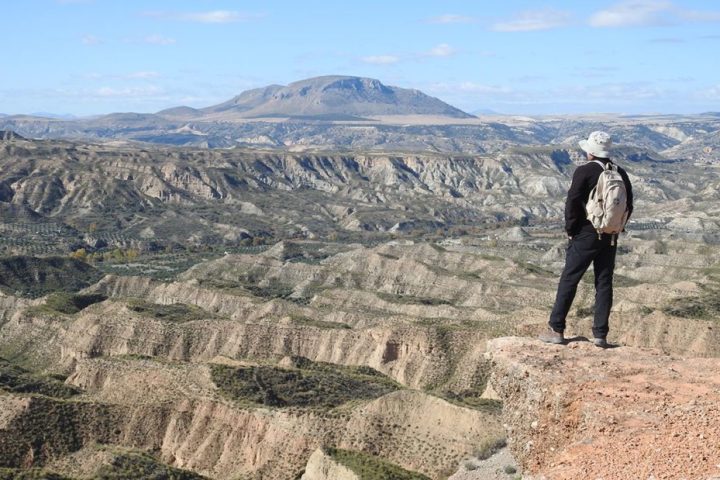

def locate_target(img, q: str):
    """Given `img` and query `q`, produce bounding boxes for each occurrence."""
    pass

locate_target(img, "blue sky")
[2,0,720,115]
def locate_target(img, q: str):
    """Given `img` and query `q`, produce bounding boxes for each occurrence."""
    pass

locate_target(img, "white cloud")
[589,0,674,27]
[95,86,163,98]
[361,44,458,65]
[426,44,456,57]
[83,72,161,80]
[360,55,401,65]
[144,10,264,24]
[492,9,571,32]
[589,1,720,28]
[426,14,475,24]
[81,34,102,45]
[126,71,161,79]
[429,81,514,95]
[696,85,720,100]
[554,82,671,101]
[178,11,246,23]
[143,34,176,45]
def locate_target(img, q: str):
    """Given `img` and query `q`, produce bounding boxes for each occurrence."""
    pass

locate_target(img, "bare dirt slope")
[487,337,720,480]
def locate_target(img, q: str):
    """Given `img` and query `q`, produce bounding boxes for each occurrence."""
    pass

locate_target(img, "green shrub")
[0,468,72,480]
[0,358,80,398]
[575,305,594,318]
[95,452,208,479]
[25,292,107,318]
[125,299,208,322]
[326,447,431,480]
[289,315,352,329]
[211,359,399,408]
[474,438,507,461]
[0,256,102,299]
[662,292,720,319]
[376,292,451,306]
[47,292,107,314]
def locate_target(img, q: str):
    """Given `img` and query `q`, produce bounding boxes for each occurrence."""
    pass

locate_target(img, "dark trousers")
[549,230,617,338]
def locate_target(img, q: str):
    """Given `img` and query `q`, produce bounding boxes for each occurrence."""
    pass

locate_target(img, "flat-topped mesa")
[486,337,720,480]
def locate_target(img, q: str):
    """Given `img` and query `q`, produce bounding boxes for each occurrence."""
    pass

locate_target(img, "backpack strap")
[592,159,616,171]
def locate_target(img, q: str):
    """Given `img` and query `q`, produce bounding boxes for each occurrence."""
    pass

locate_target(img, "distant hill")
[198,76,475,119]
[0,256,102,298]
[29,112,77,120]
[0,130,25,141]
[472,108,502,115]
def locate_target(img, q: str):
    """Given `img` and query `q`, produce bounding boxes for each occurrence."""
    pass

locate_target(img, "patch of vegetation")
[517,261,554,277]
[325,447,431,480]
[0,358,80,398]
[27,292,107,317]
[575,305,594,318]
[244,279,295,300]
[376,252,400,260]
[440,389,503,414]
[582,272,642,288]
[640,305,655,315]
[662,289,720,320]
[654,240,668,255]
[429,243,447,253]
[289,315,352,329]
[0,451,209,480]
[473,438,507,461]
[0,397,121,468]
[376,292,452,306]
[95,452,208,480]
[0,256,102,299]
[211,359,399,408]
[0,469,72,480]
[125,299,208,322]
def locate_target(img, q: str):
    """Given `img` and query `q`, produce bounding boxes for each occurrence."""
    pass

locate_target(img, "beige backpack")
[585,161,629,240]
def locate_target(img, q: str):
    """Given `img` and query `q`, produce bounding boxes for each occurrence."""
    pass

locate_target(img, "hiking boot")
[538,328,564,345]
[593,337,609,348]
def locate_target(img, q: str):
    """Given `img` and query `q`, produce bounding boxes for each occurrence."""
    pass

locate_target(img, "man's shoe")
[538,328,565,345]
[593,337,609,348]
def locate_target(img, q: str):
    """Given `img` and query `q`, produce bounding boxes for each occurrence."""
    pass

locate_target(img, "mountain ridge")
[197,75,474,119]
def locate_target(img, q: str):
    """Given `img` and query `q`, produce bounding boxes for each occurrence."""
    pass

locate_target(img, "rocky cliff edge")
[486,337,720,480]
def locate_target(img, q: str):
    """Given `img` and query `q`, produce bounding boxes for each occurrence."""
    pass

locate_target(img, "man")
[539,131,633,347]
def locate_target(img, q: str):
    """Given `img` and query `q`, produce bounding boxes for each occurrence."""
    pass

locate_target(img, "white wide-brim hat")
[579,130,612,158]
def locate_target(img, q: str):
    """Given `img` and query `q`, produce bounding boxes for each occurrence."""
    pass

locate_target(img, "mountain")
[199,76,475,119]
[29,112,77,120]
[472,108,501,115]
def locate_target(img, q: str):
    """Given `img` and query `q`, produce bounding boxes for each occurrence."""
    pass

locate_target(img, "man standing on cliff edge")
[539,131,633,348]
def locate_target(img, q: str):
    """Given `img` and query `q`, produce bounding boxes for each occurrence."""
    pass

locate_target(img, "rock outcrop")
[486,337,720,480]
[300,448,359,480]
[0,130,25,141]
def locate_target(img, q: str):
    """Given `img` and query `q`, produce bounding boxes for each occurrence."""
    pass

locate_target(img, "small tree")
[70,248,87,260]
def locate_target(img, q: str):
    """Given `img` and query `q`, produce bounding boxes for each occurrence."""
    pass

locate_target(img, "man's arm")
[565,166,588,237]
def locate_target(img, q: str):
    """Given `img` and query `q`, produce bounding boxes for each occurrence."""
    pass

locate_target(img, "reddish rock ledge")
[487,337,720,480]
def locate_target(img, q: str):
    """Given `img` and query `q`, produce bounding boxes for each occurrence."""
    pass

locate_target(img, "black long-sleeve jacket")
[565,158,633,236]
